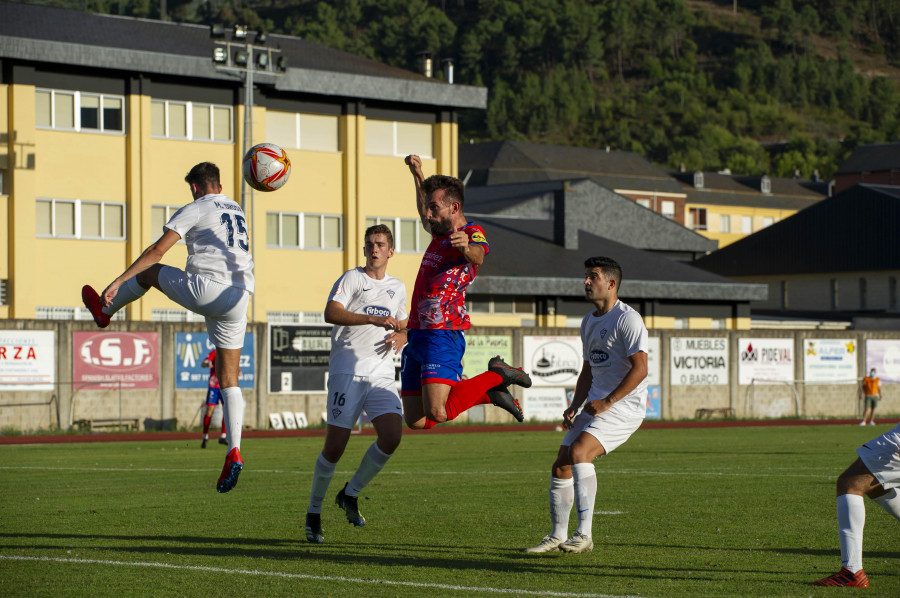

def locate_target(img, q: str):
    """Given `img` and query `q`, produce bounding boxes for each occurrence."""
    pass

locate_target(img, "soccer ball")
[242,143,291,192]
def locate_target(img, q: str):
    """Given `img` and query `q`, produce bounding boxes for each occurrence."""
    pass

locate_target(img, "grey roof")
[466,178,718,256]
[473,222,765,301]
[836,143,900,174]
[460,140,685,194]
[0,1,486,109]
[670,171,826,210]
[694,184,900,276]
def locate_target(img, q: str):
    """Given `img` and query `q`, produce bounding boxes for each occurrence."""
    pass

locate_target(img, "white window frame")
[465,296,534,316]
[267,211,343,250]
[741,216,752,234]
[151,205,185,244]
[689,207,707,230]
[661,200,676,219]
[719,214,731,233]
[36,198,126,240]
[35,88,125,134]
[151,99,233,142]
[366,120,433,158]
[366,216,427,253]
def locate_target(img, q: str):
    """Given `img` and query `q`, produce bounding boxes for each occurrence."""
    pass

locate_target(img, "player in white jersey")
[526,256,648,554]
[812,422,900,588]
[81,162,253,494]
[305,224,409,544]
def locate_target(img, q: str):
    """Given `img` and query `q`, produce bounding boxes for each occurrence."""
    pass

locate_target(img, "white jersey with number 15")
[164,193,255,293]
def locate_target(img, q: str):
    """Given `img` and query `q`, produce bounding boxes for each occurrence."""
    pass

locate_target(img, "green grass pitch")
[1,424,898,597]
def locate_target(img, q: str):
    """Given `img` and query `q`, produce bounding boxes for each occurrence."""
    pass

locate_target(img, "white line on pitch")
[0,555,648,598]
[0,465,831,478]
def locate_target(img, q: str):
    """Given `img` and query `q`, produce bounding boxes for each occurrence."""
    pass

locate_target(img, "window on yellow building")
[465,296,534,315]
[741,216,752,234]
[267,212,341,249]
[719,214,730,233]
[35,88,124,133]
[150,100,232,141]
[688,207,707,230]
[36,198,125,239]
[365,119,432,158]
[265,111,339,152]
[364,217,427,253]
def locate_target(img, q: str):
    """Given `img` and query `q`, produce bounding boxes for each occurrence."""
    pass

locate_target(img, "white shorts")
[326,374,402,429]
[158,267,249,349]
[857,426,900,491]
[562,407,644,455]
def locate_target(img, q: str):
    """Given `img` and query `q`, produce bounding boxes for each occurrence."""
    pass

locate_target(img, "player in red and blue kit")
[200,349,227,448]
[398,155,532,429]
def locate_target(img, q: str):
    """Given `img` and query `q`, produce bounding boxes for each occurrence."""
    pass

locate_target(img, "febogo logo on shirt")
[364,306,391,317]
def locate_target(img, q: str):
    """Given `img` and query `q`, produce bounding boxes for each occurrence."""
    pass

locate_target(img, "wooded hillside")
[56,0,900,178]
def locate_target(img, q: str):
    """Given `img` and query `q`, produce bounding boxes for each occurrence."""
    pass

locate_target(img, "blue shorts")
[400,329,465,395]
[205,387,222,406]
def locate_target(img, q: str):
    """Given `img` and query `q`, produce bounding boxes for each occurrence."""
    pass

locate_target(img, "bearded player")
[398,155,531,429]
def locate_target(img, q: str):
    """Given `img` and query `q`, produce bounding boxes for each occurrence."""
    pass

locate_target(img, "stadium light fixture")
[209,25,284,323]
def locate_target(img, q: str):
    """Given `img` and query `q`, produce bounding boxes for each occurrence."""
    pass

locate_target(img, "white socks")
[347,443,392,497]
[837,493,865,573]
[549,476,574,540]
[873,487,900,522]
[102,276,148,316]
[572,462,597,537]
[221,387,244,452]
[308,453,337,514]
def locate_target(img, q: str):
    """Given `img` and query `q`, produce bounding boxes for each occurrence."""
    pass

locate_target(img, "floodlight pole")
[212,29,283,323]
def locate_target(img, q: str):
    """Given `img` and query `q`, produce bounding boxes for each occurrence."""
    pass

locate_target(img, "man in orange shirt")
[860,368,881,426]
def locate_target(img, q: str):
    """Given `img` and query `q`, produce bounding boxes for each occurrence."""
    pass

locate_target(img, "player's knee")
[552,462,571,478]
[378,433,401,454]
[404,414,425,429]
[322,445,344,463]
[424,407,447,423]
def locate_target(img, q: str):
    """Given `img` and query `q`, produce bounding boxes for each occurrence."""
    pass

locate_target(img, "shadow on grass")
[4,532,896,586]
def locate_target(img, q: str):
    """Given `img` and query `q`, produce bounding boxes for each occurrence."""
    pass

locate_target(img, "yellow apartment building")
[0,3,485,325]
[674,171,826,248]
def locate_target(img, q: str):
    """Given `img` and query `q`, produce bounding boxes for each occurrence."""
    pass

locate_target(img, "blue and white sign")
[645,385,661,419]
[174,332,255,388]
[803,338,857,384]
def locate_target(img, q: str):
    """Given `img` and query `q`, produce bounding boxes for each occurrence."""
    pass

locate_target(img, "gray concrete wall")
[1,320,897,432]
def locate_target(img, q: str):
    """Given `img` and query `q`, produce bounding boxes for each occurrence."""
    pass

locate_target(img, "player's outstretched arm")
[101,229,181,307]
[405,154,429,233]
[324,300,400,330]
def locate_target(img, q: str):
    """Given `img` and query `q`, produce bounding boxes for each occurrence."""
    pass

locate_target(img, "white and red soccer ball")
[242,142,291,192]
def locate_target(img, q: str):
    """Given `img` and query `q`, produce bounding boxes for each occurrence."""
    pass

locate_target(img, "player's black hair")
[584,256,622,287]
[365,223,394,249]
[184,162,221,188]
[423,174,465,207]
